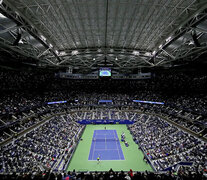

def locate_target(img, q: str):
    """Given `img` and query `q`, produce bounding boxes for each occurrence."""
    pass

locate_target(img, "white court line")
[113,130,121,160]
[105,135,107,150]
[88,159,124,161]
[92,131,96,160]
[116,130,125,160]
[115,130,125,160]
[93,149,118,150]
[92,130,124,160]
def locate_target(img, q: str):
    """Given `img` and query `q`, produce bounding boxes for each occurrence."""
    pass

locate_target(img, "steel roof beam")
[1,0,62,63]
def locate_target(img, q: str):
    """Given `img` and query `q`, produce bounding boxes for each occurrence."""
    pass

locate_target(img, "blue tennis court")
[88,130,125,160]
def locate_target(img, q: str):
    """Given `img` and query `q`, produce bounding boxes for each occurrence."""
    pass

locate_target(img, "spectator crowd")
[0,67,207,178]
[128,114,207,172]
[0,115,83,174]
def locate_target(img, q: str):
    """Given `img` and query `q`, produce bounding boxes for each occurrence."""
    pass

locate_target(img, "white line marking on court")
[113,130,121,160]
[91,130,125,160]
[94,149,117,150]
[88,159,124,161]
[115,130,125,160]
[105,135,107,150]
[92,131,96,160]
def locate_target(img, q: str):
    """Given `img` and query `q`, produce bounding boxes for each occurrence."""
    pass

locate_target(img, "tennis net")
[92,137,119,142]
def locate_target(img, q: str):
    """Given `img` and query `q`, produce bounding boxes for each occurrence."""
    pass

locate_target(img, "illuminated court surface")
[88,130,125,160]
[67,124,153,172]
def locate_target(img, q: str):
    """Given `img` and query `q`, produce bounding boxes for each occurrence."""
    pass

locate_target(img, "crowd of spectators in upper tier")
[1,106,206,144]
[0,68,207,116]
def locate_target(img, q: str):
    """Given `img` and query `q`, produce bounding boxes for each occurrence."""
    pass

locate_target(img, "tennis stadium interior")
[0,0,207,179]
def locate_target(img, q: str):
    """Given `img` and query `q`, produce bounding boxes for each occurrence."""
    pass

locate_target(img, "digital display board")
[133,100,164,105]
[99,68,111,77]
[47,101,67,104]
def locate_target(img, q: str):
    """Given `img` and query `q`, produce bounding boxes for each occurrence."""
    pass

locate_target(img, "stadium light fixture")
[40,35,46,41]
[60,51,66,56]
[166,36,172,42]
[189,41,194,45]
[19,39,24,44]
[15,11,19,16]
[0,13,6,19]
[145,52,151,56]
[71,50,78,55]
[132,50,139,56]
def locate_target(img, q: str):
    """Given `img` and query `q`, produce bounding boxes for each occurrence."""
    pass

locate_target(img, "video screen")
[99,68,111,77]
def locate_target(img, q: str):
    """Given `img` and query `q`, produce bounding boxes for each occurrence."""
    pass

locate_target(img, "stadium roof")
[0,0,207,73]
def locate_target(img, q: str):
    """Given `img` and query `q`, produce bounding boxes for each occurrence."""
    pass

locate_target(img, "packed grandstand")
[0,68,206,180]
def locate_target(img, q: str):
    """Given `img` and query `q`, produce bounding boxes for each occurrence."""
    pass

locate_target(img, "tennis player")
[97,155,100,164]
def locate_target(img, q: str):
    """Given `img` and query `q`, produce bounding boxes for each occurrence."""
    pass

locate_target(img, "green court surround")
[67,124,153,172]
